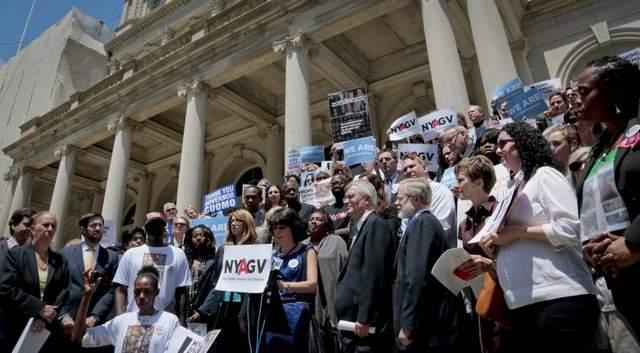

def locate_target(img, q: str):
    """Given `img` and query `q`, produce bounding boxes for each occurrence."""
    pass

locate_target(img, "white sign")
[468,180,520,244]
[167,327,221,353]
[286,148,302,176]
[12,318,50,353]
[398,143,439,172]
[418,108,458,141]
[214,244,273,293]
[388,111,419,141]
[524,78,562,101]
[431,248,485,298]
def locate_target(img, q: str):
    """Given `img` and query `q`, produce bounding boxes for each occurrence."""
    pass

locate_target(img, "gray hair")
[346,179,378,207]
[399,178,431,207]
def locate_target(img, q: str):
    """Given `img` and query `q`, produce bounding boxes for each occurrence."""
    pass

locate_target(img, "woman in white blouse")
[480,122,598,353]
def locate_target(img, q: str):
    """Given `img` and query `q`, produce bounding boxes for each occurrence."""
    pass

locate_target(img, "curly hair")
[183,224,216,265]
[586,56,640,120]
[501,122,564,181]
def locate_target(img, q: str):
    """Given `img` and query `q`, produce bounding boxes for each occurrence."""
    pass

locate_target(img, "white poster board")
[431,248,484,298]
[418,108,458,141]
[398,143,439,172]
[214,244,273,293]
[388,111,419,141]
[12,318,50,353]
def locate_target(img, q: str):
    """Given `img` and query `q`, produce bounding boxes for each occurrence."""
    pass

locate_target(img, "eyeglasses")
[497,139,516,149]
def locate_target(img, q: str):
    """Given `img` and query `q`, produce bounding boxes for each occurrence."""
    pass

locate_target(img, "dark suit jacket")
[335,212,394,328]
[576,117,640,335]
[0,239,10,268]
[59,243,119,323]
[393,210,459,349]
[0,245,70,346]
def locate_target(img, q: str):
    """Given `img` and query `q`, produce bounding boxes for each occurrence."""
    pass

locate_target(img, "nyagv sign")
[215,244,272,293]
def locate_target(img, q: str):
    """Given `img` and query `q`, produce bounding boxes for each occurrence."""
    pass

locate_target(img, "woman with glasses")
[578,56,640,338]
[191,209,257,352]
[171,216,190,248]
[479,122,598,353]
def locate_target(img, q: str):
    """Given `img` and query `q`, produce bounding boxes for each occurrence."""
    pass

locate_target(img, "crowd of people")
[0,55,639,353]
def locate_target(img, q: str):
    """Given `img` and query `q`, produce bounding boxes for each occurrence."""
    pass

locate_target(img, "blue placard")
[202,184,237,214]
[505,87,548,122]
[492,78,524,104]
[343,136,376,166]
[299,145,325,163]
[191,216,228,246]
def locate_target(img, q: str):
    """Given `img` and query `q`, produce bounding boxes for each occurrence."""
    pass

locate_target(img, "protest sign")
[320,160,333,171]
[301,171,315,187]
[101,219,116,247]
[12,318,50,353]
[343,136,377,166]
[549,114,565,126]
[314,178,335,206]
[191,216,228,246]
[286,147,302,176]
[168,326,221,353]
[485,115,513,129]
[202,184,237,214]
[418,108,458,141]
[299,145,325,163]
[388,111,419,141]
[398,143,439,172]
[619,47,640,65]
[214,244,272,293]
[328,87,373,142]
[468,180,520,244]
[505,87,548,122]
[431,248,485,298]
[492,78,524,105]
[524,78,561,101]
[570,78,579,90]
[299,185,315,205]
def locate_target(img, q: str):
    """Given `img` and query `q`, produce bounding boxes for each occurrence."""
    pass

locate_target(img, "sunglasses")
[497,139,516,149]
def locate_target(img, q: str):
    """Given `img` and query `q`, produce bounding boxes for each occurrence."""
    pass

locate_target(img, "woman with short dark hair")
[479,122,598,353]
[578,56,640,337]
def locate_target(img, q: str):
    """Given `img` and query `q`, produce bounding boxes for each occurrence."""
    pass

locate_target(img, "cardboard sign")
[343,136,377,166]
[398,143,439,172]
[299,145,325,163]
[388,111,419,141]
[418,108,458,141]
[328,87,373,142]
[492,78,524,105]
[286,147,302,176]
[191,216,228,246]
[214,244,273,293]
[202,184,237,214]
[524,78,561,101]
[505,87,548,122]
[619,47,640,65]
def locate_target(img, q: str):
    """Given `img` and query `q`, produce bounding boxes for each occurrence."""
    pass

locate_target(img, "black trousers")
[509,294,599,353]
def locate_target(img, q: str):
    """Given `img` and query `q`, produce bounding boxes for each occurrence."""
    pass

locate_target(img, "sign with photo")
[328,87,372,142]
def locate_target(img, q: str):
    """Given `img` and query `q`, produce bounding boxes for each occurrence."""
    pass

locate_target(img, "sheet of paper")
[11,317,50,353]
[431,248,485,297]
[337,320,376,334]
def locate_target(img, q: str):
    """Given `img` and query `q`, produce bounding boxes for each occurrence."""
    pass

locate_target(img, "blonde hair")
[543,124,579,151]
[224,209,257,245]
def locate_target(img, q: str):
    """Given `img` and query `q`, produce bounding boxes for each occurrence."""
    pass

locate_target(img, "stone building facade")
[2,0,640,247]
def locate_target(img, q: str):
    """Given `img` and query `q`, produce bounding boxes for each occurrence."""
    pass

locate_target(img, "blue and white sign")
[492,78,524,105]
[299,145,325,163]
[202,184,237,214]
[619,47,640,65]
[343,136,377,166]
[192,216,228,246]
[388,111,419,141]
[505,87,548,122]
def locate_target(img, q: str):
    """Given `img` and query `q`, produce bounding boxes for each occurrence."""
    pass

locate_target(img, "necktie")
[84,248,95,272]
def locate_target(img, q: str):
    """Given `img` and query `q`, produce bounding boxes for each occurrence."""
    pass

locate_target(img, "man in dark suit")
[0,208,35,267]
[335,180,395,352]
[58,213,119,349]
[393,178,459,352]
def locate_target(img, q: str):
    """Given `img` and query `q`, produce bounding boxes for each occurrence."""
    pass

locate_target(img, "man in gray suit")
[335,180,395,353]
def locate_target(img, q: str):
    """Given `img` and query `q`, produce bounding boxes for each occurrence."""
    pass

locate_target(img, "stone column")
[4,167,34,235]
[49,145,78,250]
[91,188,104,213]
[273,33,312,161]
[420,0,470,114]
[202,153,214,198]
[0,172,18,235]
[467,0,519,104]
[263,124,284,184]
[101,117,134,240]
[176,80,207,215]
[512,39,534,85]
[133,172,154,226]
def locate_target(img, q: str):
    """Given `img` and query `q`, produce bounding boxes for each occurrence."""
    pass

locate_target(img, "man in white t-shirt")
[113,212,191,324]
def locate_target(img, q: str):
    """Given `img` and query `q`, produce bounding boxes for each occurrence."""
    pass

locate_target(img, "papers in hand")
[467,181,519,244]
[431,248,485,298]
[337,320,376,334]
[167,326,221,353]
[12,317,50,353]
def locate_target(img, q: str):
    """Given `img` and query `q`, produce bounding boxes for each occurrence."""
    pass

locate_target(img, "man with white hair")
[400,154,457,247]
[441,125,474,158]
[393,178,458,351]
[335,180,395,352]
